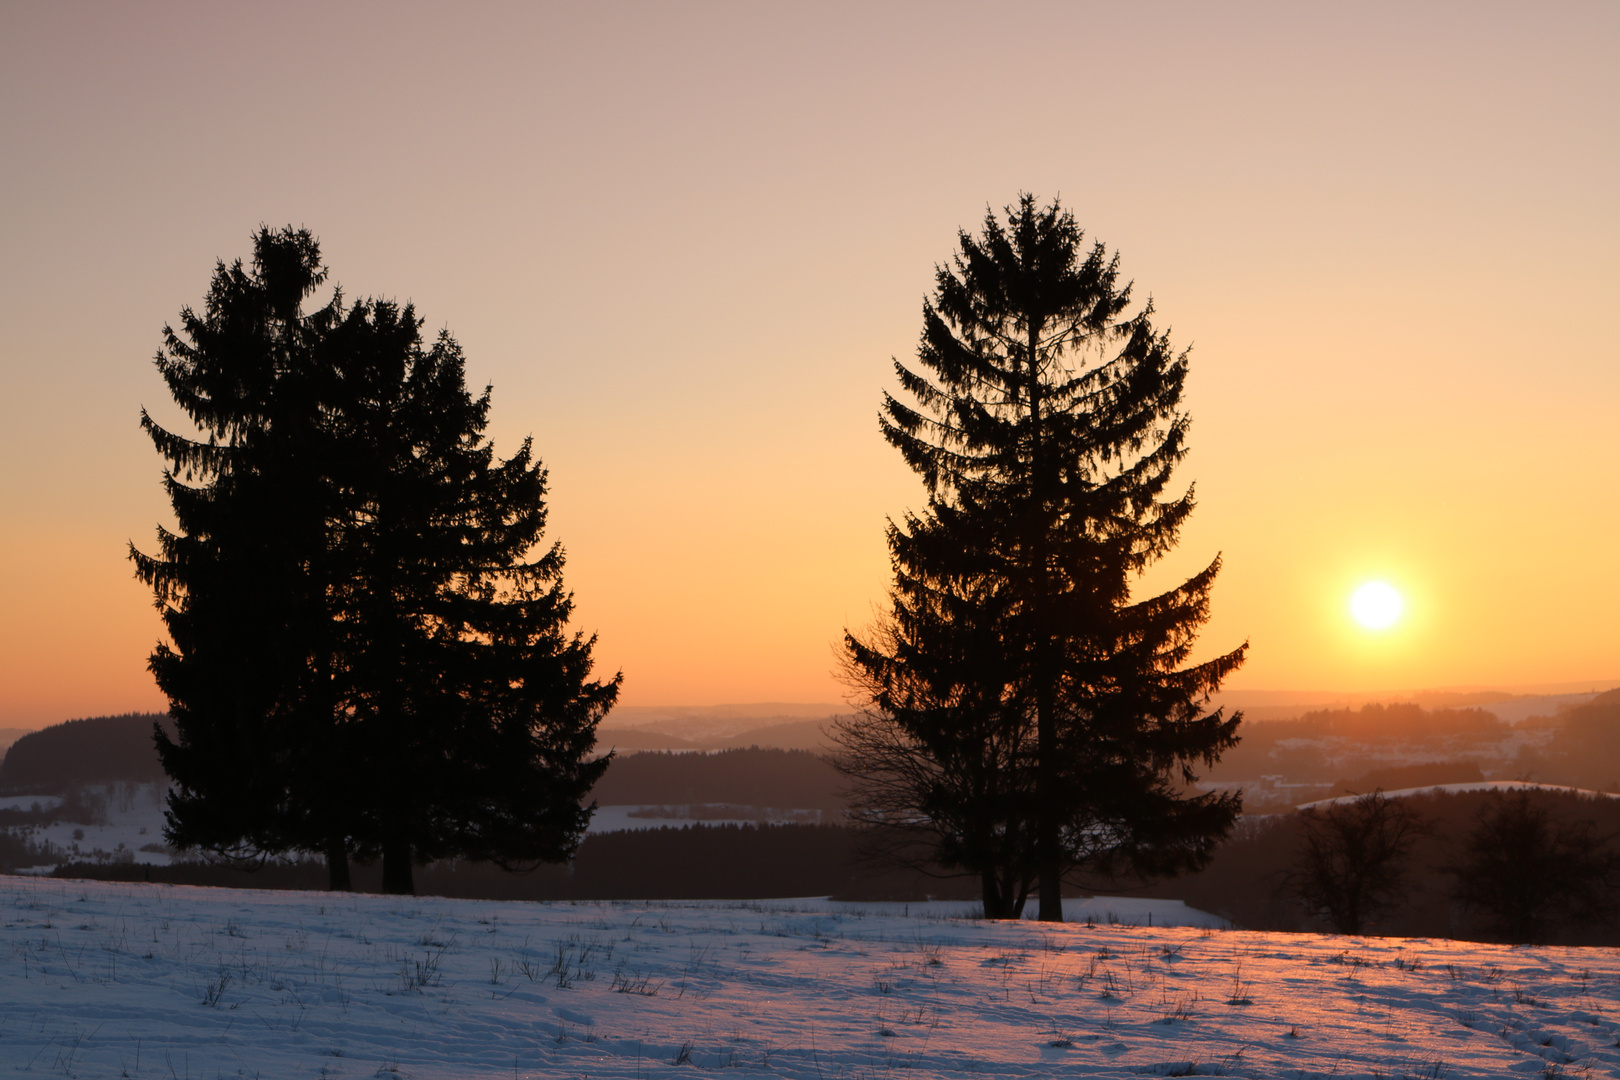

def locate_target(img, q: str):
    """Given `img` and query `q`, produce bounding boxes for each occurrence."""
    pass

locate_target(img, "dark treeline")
[0,720,847,817]
[31,780,1620,944]
[594,718,840,753]
[588,749,844,814]
[0,714,173,791]
[1285,703,1508,738]
[1137,787,1620,945]
[1328,759,1484,795]
[48,823,975,903]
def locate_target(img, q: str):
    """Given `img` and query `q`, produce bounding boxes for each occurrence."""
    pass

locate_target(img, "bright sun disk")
[1350,582,1404,630]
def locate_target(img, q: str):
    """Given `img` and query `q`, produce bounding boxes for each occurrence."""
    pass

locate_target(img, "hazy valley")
[7,689,1620,944]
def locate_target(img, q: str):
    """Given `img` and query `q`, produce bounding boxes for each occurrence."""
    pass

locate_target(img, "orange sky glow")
[1,2,1616,728]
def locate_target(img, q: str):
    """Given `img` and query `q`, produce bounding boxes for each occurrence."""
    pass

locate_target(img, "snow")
[10,792,814,863]
[10,783,174,868]
[585,806,824,834]
[740,896,1229,929]
[0,796,62,813]
[5,877,1620,1078]
[1297,779,1620,810]
[9,793,814,875]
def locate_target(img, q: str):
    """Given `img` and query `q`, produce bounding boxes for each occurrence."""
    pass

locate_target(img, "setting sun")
[1350,582,1404,630]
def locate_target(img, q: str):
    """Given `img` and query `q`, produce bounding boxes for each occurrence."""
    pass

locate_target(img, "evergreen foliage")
[132,229,343,869]
[837,196,1245,920]
[132,227,617,893]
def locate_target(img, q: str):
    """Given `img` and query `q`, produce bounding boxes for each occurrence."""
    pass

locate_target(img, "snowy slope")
[1296,779,1620,810]
[4,877,1619,1078]
[25,784,173,867]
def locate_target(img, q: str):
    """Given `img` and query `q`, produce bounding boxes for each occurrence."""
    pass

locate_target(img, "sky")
[1,1,1616,728]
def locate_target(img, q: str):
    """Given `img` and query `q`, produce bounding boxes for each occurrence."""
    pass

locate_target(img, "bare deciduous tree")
[1288,792,1424,935]
[1447,789,1620,943]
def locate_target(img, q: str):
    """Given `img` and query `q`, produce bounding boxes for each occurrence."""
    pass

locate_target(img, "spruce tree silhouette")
[133,228,349,881]
[836,568,1039,918]
[838,196,1245,920]
[133,227,617,894]
[320,297,615,893]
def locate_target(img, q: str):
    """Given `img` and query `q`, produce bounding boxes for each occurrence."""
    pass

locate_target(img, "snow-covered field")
[10,784,174,869]
[4,878,1620,1078]
[582,806,824,834]
[4,784,825,872]
[1297,780,1620,810]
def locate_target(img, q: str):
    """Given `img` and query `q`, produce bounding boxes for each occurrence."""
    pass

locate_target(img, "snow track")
[3,877,1619,1078]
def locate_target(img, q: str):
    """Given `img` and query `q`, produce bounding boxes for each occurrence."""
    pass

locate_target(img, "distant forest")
[8,696,1620,807]
[41,786,1620,945]
[46,823,973,905]
[11,698,1620,943]
[0,713,173,791]
[1513,689,1620,791]
[0,714,844,813]
[1136,785,1620,946]
[1202,693,1620,807]
[589,749,842,813]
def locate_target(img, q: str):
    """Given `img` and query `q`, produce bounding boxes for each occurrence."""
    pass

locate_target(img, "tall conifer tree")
[134,228,617,893]
[132,228,348,878]
[841,196,1245,921]
[321,298,615,893]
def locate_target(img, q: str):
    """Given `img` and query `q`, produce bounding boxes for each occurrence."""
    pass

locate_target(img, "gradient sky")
[2,1,1616,728]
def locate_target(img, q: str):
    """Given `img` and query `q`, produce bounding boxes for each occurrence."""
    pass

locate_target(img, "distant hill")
[1330,759,1485,796]
[0,729,34,757]
[0,713,173,792]
[1207,702,1510,784]
[600,704,845,743]
[1198,702,1525,809]
[593,728,703,753]
[1211,686,1619,727]
[608,702,843,724]
[1511,688,1620,791]
[715,718,833,751]
[594,718,841,754]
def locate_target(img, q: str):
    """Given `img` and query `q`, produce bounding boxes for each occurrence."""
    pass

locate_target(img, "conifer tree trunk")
[981,870,1005,919]
[1028,315,1064,923]
[1035,674,1062,921]
[382,839,414,895]
[325,838,351,892]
